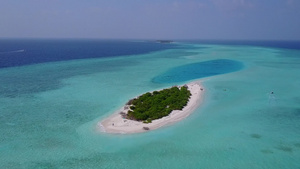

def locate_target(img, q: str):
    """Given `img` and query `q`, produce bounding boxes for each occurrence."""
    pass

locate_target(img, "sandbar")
[98,81,204,134]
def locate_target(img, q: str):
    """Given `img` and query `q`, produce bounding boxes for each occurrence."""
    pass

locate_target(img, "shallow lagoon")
[0,41,300,168]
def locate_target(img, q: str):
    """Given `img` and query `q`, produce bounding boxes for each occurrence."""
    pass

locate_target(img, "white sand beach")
[98,81,204,134]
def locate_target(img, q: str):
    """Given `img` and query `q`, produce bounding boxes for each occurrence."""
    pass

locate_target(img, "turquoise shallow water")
[1,43,300,168]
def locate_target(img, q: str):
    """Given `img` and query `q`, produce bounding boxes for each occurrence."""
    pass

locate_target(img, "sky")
[0,0,299,40]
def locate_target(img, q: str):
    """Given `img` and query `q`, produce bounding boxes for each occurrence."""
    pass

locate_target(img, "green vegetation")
[126,86,191,123]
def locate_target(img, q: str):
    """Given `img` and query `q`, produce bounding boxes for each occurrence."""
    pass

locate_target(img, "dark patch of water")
[0,59,138,97]
[250,134,262,139]
[152,59,244,83]
[261,149,274,154]
[275,145,293,152]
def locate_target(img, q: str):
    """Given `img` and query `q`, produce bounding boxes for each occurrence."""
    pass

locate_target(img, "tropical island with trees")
[99,82,204,134]
[126,86,191,123]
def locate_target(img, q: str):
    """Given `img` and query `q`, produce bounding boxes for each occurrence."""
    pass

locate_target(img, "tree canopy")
[126,86,191,123]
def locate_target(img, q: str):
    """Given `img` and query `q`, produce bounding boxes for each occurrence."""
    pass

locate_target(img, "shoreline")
[98,81,204,134]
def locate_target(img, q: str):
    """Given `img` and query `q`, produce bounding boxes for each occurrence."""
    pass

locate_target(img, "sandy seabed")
[98,81,204,134]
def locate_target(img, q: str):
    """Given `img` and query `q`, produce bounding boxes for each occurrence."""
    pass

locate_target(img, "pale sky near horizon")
[0,0,299,40]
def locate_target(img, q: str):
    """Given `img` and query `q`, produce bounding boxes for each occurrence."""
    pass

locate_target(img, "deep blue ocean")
[1,39,299,69]
[0,39,177,68]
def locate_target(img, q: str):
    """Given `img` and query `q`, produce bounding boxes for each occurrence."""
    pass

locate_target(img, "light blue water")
[1,43,300,169]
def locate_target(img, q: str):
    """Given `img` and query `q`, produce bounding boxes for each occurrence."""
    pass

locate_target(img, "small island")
[156,40,174,44]
[98,82,204,134]
[126,85,191,123]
